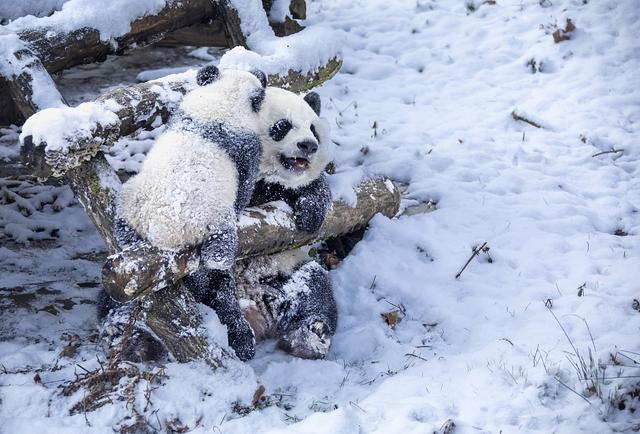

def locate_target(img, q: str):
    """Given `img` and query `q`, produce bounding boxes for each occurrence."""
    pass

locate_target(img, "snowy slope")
[2,0,640,433]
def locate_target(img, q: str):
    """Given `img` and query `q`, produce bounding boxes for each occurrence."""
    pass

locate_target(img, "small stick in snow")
[591,149,624,158]
[405,352,429,362]
[437,419,456,434]
[455,242,487,279]
[511,110,543,129]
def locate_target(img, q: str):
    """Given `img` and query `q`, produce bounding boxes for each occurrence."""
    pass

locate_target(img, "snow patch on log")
[268,0,294,22]
[222,0,342,76]
[21,100,121,153]
[238,200,295,229]
[20,71,198,177]
[0,29,65,111]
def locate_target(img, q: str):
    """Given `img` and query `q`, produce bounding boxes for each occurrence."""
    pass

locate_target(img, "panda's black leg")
[184,268,256,361]
[187,223,255,360]
[275,261,337,359]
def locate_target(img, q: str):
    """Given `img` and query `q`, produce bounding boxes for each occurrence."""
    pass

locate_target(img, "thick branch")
[18,0,218,75]
[103,178,400,303]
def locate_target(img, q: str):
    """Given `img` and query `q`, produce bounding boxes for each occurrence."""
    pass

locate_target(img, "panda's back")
[119,129,239,251]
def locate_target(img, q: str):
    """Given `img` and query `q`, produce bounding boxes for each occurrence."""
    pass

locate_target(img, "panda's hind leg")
[184,268,256,362]
[276,261,337,359]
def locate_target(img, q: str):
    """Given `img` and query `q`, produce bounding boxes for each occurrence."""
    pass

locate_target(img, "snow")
[268,0,293,22]
[2,0,640,432]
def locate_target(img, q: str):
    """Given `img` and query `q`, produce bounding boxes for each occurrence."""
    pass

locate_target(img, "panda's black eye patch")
[310,124,319,142]
[270,119,292,142]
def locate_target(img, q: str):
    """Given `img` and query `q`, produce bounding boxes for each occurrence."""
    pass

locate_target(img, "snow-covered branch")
[102,178,401,303]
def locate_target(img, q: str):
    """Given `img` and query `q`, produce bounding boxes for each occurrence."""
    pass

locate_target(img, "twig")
[591,149,623,158]
[405,353,429,362]
[349,401,366,413]
[553,377,595,408]
[455,242,487,279]
[499,338,514,346]
[511,110,543,128]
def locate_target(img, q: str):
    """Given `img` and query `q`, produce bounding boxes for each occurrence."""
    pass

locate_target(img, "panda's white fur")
[181,71,262,131]
[119,69,263,251]
[257,87,330,189]
[119,130,238,250]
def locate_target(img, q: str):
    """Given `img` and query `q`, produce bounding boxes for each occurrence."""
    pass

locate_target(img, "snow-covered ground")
[1,0,639,432]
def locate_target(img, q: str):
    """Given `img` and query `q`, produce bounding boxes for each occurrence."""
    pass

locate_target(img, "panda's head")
[180,65,267,130]
[258,88,330,189]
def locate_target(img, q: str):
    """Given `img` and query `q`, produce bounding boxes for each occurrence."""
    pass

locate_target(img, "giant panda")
[235,88,338,359]
[112,65,268,361]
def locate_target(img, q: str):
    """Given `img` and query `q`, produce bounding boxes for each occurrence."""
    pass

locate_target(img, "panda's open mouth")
[280,154,310,171]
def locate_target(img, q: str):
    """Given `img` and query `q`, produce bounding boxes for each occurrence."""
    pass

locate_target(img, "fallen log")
[15,0,218,75]
[103,178,401,303]
[157,15,303,48]
[0,0,217,124]
[21,59,342,179]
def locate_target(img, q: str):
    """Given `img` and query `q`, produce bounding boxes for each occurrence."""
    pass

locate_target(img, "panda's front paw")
[227,318,256,361]
[294,198,324,233]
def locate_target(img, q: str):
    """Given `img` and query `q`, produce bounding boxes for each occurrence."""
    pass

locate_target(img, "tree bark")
[141,282,235,367]
[102,178,400,303]
[217,0,248,47]
[156,20,230,48]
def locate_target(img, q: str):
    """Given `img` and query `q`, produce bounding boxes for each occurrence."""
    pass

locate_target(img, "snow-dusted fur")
[258,87,330,189]
[236,249,337,359]
[119,68,264,251]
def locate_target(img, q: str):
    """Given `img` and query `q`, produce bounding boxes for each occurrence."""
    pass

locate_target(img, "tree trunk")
[6,44,232,371]
[141,282,235,367]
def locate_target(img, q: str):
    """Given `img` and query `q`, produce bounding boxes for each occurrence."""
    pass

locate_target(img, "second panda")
[235,88,338,359]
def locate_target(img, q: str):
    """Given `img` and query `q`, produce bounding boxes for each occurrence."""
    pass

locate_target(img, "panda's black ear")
[303,92,321,116]
[250,70,267,88]
[197,65,219,86]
